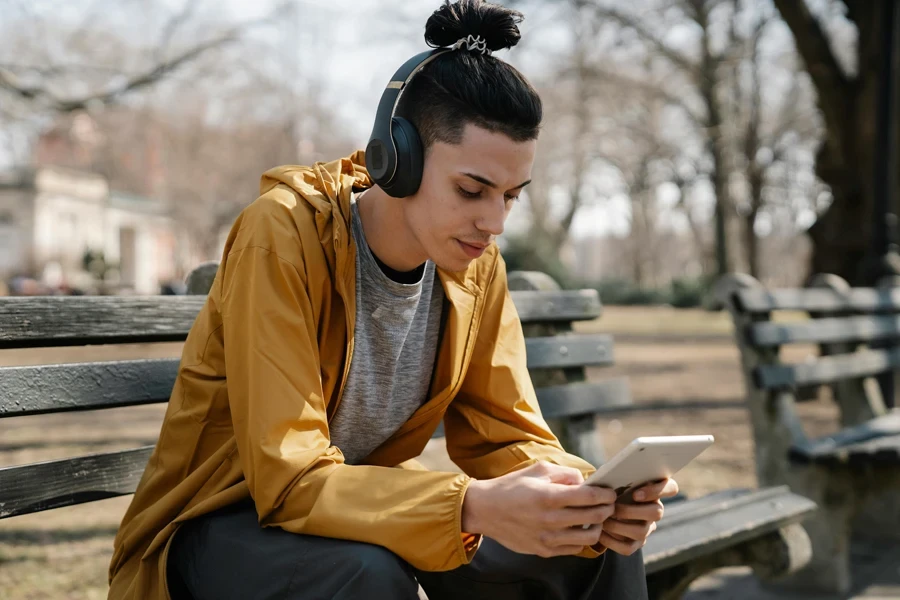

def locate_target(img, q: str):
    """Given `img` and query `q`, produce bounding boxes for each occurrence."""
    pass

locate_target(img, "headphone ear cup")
[383,117,424,198]
[365,137,392,186]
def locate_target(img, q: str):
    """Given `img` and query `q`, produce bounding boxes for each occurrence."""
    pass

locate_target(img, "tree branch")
[588,5,700,78]
[1,31,237,111]
[578,64,705,128]
[0,8,278,113]
[0,62,125,77]
[772,0,852,136]
[156,0,202,62]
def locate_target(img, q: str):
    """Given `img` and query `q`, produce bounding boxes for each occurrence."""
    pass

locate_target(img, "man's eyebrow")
[462,172,532,190]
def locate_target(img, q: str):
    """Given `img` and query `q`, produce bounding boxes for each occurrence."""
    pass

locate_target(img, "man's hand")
[599,478,679,556]
[461,461,617,558]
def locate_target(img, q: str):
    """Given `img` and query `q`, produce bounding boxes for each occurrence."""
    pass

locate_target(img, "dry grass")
[0,309,842,599]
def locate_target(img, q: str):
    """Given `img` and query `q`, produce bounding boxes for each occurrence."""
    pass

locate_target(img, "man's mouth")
[457,239,489,258]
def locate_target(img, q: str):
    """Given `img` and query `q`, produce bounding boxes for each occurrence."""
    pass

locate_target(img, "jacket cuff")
[455,477,483,565]
[578,543,607,558]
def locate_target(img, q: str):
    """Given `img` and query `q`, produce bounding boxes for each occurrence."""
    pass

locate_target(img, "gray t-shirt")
[328,198,444,464]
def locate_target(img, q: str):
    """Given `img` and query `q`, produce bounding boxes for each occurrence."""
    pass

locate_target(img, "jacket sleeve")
[219,239,477,572]
[443,253,603,557]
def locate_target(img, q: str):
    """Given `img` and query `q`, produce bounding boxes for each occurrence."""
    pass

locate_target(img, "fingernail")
[634,491,646,501]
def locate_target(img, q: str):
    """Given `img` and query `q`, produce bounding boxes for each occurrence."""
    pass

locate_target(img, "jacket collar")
[260,151,492,297]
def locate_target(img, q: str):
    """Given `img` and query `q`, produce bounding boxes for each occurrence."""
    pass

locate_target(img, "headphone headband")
[366,49,450,188]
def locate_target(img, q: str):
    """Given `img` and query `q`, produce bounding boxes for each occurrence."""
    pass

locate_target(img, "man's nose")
[475,196,506,236]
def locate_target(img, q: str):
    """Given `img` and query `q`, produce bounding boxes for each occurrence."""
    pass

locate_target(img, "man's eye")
[505,195,520,203]
[457,186,481,198]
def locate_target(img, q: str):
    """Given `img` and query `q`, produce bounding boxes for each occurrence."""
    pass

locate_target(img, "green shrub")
[587,276,713,307]
[500,235,573,288]
[670,276,712,308]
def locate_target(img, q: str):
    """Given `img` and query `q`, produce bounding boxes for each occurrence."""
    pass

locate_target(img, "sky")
[220,0,631,238]
[4,0,815,241]
[0,0,678,239]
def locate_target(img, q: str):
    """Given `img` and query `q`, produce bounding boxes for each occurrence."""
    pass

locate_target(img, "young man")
[108,2,676,598]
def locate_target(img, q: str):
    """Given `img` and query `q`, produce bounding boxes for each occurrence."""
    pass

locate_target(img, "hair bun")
[424,0,523,53]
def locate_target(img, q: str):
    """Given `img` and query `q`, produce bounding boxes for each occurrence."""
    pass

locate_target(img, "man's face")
[402,123,537,272]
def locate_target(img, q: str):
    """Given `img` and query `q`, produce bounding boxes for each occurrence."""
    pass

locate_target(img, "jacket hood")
[257,149,491,293]
[259,149,371,229]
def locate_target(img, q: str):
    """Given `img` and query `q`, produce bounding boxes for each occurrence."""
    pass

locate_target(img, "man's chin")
[433,255,475,273]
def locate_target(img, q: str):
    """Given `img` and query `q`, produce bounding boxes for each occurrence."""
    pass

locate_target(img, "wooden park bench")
[718,272,900,594]
[0,266,815,599]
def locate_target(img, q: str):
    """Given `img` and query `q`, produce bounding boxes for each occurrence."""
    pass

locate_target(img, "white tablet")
[584,435,714,493]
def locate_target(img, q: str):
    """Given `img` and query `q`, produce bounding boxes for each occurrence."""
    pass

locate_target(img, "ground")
[0,305,883,599]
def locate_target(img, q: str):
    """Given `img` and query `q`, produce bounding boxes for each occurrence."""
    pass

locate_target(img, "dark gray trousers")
[167,499,648,600]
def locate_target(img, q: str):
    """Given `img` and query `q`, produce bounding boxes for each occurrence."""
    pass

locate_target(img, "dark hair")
[396,0,542,152]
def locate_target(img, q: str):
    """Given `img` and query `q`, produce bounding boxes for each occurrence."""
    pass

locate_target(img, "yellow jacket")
[108,151,598,600]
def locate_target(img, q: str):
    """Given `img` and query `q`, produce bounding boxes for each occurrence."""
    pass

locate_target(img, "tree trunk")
[632,244,645,287]
[774,0,898,285]
[697,3,730,276]
[808,26,879,286]
[746,209,761,279]
[743,16,766,281]
[673,178,712,274]
[807,146,872,285]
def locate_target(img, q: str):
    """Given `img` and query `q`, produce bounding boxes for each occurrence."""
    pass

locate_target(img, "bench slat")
[0,359,178,418]
[749,315,900,347]
[643,486,817,573]
[427,381,632,433]
[735,287,900,314]
[0,296,206,348]
[789,412,900,465]
[535,379,632,418]
[512,290,602,323]
[0,289,601,348]
[0,446,153,519]
[0,337,617,418]
[525,335,613,370]
[754,348,900,390]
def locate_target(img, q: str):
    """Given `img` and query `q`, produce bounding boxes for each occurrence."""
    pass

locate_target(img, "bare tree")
[523,0,822,284]
[1,0,362,265]
[524,2,604,252]
[728,5,822,279]
[0,0,279,115]
[773,0,899,284]
[579,0,737,276]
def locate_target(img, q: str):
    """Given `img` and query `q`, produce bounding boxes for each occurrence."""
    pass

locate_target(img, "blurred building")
[0,165,188,294]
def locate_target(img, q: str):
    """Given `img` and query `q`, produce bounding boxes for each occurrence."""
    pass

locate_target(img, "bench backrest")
[0,269,620,520]
[718,272,900,483]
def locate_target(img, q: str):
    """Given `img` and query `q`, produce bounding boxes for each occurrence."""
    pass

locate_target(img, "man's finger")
[543,523,605,549]
[531,462,585,486]
[546,467,585,486]
[551,504,615,528]
[545,483,617,508]
[599,531,646,556]
[615,500,664,523]
[603,518,655,542]
[632,478,679,502]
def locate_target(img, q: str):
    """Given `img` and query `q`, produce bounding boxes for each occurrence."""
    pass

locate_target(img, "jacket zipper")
[332,223,354,416]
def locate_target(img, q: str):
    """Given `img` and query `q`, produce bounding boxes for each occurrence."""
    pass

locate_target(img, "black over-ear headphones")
[365,48,452,198]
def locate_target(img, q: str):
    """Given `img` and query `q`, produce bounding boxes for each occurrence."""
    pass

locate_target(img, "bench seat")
[645,486,815,575]
[789,412,900,466]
